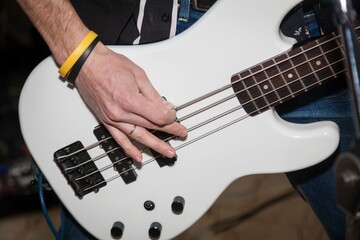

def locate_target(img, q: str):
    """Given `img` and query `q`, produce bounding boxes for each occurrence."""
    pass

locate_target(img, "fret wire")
[252,68,346,116]
[175,27,359,113]
[286,51,308,91]
[316,38,336,76]
[251,68,271,110]
[242,75,261,114]
[236,46,342,113]
[232,33,339,96]
[300,46,319,87]
[261,61,282,104]
[186,37,336,123]
[241,58,345,114]
[236,35,347,110]
[231,26,359,97]
[333,32,346,58]
[301,45,321,84]
[274,58,295,98]
[248,70,260,113]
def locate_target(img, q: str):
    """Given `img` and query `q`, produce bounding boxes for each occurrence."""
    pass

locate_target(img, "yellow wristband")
[58,31,98,78]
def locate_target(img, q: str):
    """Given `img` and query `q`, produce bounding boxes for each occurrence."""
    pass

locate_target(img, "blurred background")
[0,1,328,239]
[0,1,61,239]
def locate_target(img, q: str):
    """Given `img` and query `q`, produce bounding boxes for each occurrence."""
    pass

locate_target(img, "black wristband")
[67,36,100,86]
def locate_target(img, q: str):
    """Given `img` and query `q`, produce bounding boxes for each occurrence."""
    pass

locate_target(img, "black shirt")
[70,0,177,45]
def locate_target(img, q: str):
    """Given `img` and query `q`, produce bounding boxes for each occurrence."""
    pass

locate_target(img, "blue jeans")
[59,6,354,240]
[279,79,354,240]
[60,83,354,240]
[181,7,355,239]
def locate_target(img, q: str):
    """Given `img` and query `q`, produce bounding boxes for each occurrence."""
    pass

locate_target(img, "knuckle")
[105,107,120,122]
[122,144,133,156]
[132,131,145,143]
[133,67,146,77]
[143,121,155,130]
[118,94,135,112]
[102,114,114,125]
[115,137,132,154]
[158,110,173,125]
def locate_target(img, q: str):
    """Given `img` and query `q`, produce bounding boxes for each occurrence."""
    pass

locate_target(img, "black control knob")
[171,196,185,214]
[144,200,155,211]
[148,222,162,239]
[111,221,124,239]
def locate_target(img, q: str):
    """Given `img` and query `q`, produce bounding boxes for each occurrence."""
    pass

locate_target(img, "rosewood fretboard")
[231,26,360,116]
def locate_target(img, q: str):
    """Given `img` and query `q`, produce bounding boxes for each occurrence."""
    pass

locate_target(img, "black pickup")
[54,141,106,199]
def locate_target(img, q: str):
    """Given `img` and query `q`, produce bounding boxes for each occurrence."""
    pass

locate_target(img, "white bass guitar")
[19,0,348,239]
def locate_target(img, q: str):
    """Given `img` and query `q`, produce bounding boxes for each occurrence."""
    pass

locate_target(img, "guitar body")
[19,0,340,239]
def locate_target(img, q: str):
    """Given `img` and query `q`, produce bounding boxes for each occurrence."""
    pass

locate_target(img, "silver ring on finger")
[128,125,137,136]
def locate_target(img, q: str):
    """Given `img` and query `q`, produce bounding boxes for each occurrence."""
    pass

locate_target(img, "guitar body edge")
[18,0,340,239]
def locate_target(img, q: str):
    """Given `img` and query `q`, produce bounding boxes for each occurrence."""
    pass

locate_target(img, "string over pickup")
[150,131,177,167]
[93,125,137,184]
[54,141,106,199]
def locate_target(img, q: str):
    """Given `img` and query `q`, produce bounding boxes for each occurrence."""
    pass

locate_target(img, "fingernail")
[134,154,143,162]
[179,129,187,137]
[163,99,175,110]
[165,149,175,158]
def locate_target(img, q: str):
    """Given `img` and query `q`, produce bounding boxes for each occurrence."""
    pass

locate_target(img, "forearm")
[17,0,186,161]
[16,0,90,64]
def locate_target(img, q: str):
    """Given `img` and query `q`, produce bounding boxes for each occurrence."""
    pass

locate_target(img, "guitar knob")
[148,222,162,239]
[171,196,185,214]
[111,221,124,239]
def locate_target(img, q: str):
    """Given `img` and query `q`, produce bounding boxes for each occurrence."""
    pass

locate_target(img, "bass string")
[74,57,347,191]
[81,113,252,194]
[63,39,346,172]
[174,28,351,112]
[178,41,345,122]
[56,136,112,162]
[61,29,347,162]
[72,103,246,181]
[64,29,352,188]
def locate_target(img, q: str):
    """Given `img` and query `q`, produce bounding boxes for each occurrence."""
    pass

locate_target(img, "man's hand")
[16,0,186,162]
[76,43,187,162]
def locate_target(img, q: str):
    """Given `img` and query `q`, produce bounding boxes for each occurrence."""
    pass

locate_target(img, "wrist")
[58,31,98,78]
[78,41,108,76]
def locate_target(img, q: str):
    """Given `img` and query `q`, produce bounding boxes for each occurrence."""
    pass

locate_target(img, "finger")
[133,68,164,104]
[127,125,177,159]
[129,92,177,125]
[106,124,143,162]
[131,70,177,125]
[155,121,188,138]
[111,111,187,138]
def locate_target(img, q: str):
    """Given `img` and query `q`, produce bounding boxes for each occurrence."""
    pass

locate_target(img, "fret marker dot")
[287,73,293,79]
[316,60,321,66]
[263,84,269,90]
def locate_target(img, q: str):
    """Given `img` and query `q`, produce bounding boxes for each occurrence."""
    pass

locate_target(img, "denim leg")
[278,79,355,240]
[176,7,204,34]
[58,6,353,240]
[59,208,96,240]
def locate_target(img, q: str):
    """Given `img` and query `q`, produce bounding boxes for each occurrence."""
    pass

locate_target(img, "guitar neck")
[232,25,360,116]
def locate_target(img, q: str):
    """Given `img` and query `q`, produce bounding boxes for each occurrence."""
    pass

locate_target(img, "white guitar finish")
[19,0,340,239]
